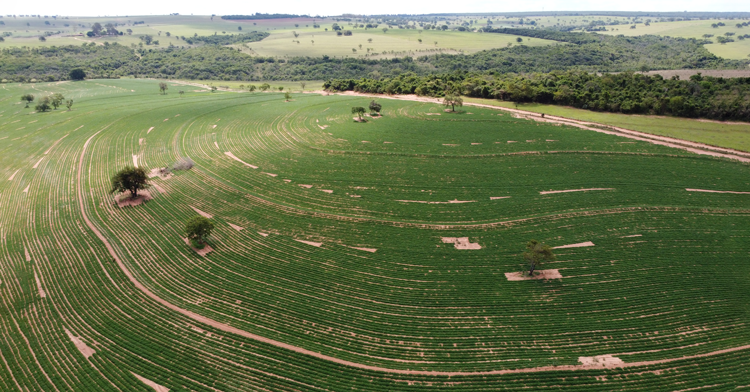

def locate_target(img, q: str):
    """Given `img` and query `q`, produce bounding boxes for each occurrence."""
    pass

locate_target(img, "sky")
[2,0,747,17]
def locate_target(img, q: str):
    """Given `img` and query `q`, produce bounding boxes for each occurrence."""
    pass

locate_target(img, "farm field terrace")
[1,79,750,390]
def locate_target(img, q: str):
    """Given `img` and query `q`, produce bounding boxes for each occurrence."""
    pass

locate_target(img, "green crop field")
[464,97,750,152]
[598,19,750,60]
[1,78,750,391]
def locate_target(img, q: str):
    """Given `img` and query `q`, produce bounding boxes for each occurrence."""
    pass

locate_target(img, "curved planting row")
[1,79,749,390]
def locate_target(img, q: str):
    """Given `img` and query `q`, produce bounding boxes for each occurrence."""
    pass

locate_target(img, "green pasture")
[1,79,750,390]
[465,97,750,152]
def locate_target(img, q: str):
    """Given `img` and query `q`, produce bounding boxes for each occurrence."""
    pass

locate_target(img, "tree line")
[0,30,747,83]
[323,70,750,121]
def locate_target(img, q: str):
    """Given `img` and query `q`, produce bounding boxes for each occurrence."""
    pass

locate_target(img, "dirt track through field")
[76,108,750,378]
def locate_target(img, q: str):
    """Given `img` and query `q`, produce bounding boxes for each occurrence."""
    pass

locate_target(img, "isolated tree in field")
[35,96,51,112]
[179,90,185,97]
[248,85,257,92]
[159,82,168,95]
[21,94,35,108]
[369,100,381,115]
[185,216,215,248]
[351,106,366,120]
[259,83,270,91]
[382,28,388,33]
[299,81,306,91]
[516,37,523,43]
[69,69,86,81]
[50,93,64,109]
[367,38,372,43]
[278,86,284,92]
[443,94,463,112]
[210,86,217,93]
[522,239,555,276]
[91,22,102,35]
[65,99,74,111]
[110,166,149,199]
[284,91,291,101]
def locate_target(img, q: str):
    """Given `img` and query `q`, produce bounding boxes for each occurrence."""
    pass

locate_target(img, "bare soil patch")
[147,127,154,134]
[190,206,213,219]
[346,246,378,253]
[298,184,313,189]
[224,152,258,169]
[686,188,750,195]
[425,113,441,116]
[65,328,95,359]
[622,234,642,238]
[540,188,614,195]
[139,138,144,145]
[321,189,333,193]
[34,272,46,298]
[132,373,170,392]
[441,237,482,250]
[132,155,138,167]
[148,168,173,180]
[490,196,511,200]
[505,269,562,281]
[183,237,213,256]
[554,241,595,249]
[25,246,31,262]
[258,232,269,237]
[397,199,476,204]
[116,190,153,208]
[295,239,322,247]
[33,157,44,169]
[8,169,19,181]
[150,183,166,194]
[228,223,244,231]
[23,185,30,193]
[578,355,624,367]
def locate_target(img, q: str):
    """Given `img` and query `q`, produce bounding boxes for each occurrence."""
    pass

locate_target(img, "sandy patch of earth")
[346,246,377,253]
[321,189,333,193]
[579,355,623,367]
[33,157,44,169]
[25,246,31,262]
[259,232,269,237]
[296,239,322,247]
[350,195,361,198]
[490,196,511,200]
[298,184,313,189]
[441,237,482,250]
[65,328,95,359]
[264,172,278,177]
[214,141,219,149]
[228,223,244,231]
[8,169,19,181]
[540,188,614,195]
[132,373,170,392]
[224,152,258,169]
[117,190,153,208]
[183,237,213,256]
[622,234,642,238]
[471,143,482,145]
[147,127,154,134]
[507,141,517,143]
[505,269,562,281]
[150,183,166,194]
[425,113,441,116]
[397,199,476,204]
[132,155,138,167]
[148,168,173,180]
[139,138,144,145]
[554,241,595,249]
[443,144,459,146]
[318,124,328,130]
[686,188,750,195]
[190,206,213,219]
[35,272,46,298]
[23,185,30,193]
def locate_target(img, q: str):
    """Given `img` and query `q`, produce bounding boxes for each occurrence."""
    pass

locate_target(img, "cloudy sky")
[3,0,747,17]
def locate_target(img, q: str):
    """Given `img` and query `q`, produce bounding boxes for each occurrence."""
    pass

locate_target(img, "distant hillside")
[221,13,311,20]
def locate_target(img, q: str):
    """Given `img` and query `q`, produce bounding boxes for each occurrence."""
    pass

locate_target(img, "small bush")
[172,157,194,171]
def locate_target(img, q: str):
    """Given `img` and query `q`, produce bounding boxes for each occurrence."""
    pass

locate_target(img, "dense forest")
[324,70,750,121]
[0,31,745,83]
